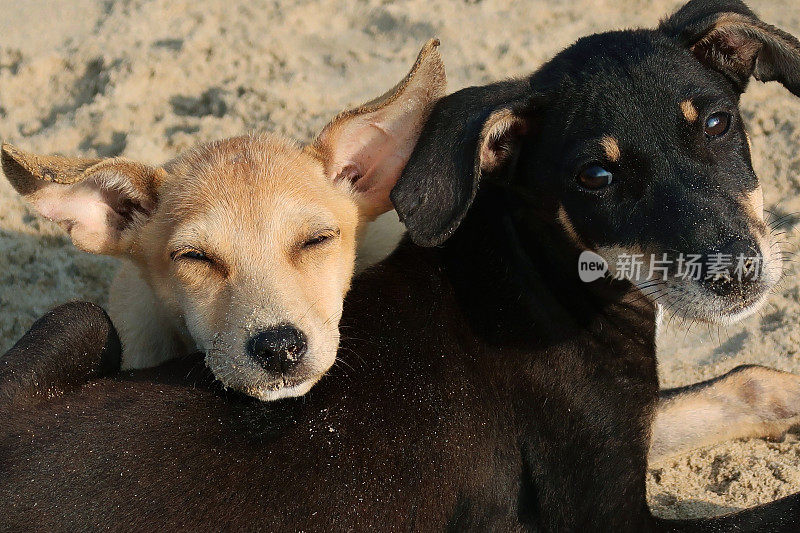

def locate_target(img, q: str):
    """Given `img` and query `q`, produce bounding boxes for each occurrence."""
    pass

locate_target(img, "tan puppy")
[1,41,444,401]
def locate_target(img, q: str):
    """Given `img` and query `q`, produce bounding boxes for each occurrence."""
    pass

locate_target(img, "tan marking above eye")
[600,136,621,163]
[681,100,699,123]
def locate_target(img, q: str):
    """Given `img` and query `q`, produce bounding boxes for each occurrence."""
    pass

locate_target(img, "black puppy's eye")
[578,165,613,191]
[704,112,731,138]
[171,248,211,263]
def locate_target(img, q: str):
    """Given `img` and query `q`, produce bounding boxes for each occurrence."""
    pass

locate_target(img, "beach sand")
[1,0,799,518]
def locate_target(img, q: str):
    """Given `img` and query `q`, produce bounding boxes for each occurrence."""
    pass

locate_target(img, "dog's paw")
[727,365,800,438]
[651,365,800,461]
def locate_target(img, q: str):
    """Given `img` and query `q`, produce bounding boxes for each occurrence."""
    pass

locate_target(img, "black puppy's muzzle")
[246,325,308,374]
[700,238,763,298]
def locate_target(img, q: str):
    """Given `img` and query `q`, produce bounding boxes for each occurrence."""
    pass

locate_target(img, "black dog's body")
[4,0,800,530]
[0,203,710,531]
[3,192,798,531]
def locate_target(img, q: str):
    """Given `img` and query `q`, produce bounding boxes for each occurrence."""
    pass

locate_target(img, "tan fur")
[309,38,446,219]
[129,134,361,398]
[1,40,446,401]
[1,143,101,186]
[680,99,699,123]
[743,185,765,223]
[1,145,164,255]
[479,108,529,173]
[600,135,621,162]
[557,204,585,248]
[651,366,800,462]
[739,185,778,298]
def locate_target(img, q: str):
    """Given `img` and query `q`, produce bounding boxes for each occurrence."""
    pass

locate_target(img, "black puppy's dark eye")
[704,112,731,138]
[578,165,613,191]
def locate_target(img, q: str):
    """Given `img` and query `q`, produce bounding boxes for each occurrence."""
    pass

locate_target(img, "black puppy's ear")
[661,0,800,96]
[390,80,534,247]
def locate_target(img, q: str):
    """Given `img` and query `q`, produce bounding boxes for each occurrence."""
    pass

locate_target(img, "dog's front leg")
[650,365,800,462]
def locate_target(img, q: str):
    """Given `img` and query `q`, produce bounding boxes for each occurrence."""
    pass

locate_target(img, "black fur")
[660,0,800,96]
[2,1,800,531]
[0,301,120,406]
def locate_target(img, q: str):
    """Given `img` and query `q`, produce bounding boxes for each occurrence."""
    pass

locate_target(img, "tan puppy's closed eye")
[1,39,446,401]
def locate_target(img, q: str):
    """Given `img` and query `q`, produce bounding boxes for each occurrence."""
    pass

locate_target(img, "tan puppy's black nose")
[246,325,307,374]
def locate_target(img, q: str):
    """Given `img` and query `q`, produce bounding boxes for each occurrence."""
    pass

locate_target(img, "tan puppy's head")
[1,40,446,401]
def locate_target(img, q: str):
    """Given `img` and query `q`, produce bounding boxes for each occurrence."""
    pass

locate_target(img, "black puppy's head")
[393,0,800,324]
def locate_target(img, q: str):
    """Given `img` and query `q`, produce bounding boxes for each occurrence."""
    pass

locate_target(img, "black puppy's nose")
[702,238,762,296]
[246,325,307,373]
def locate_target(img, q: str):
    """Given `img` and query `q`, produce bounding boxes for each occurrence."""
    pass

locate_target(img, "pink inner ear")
[30,180,131,254]
[330,114,418,218]
[339,121,406,186]
[316,40,446,218]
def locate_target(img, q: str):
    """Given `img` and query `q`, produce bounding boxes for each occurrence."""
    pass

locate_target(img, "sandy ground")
[1,0,800,519]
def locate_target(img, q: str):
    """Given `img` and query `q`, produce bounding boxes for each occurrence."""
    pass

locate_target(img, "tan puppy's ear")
[310,39,447,219]
[1,143,165,255]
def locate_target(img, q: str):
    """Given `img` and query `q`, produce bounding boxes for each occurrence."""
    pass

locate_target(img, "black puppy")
[3,1,800,531]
